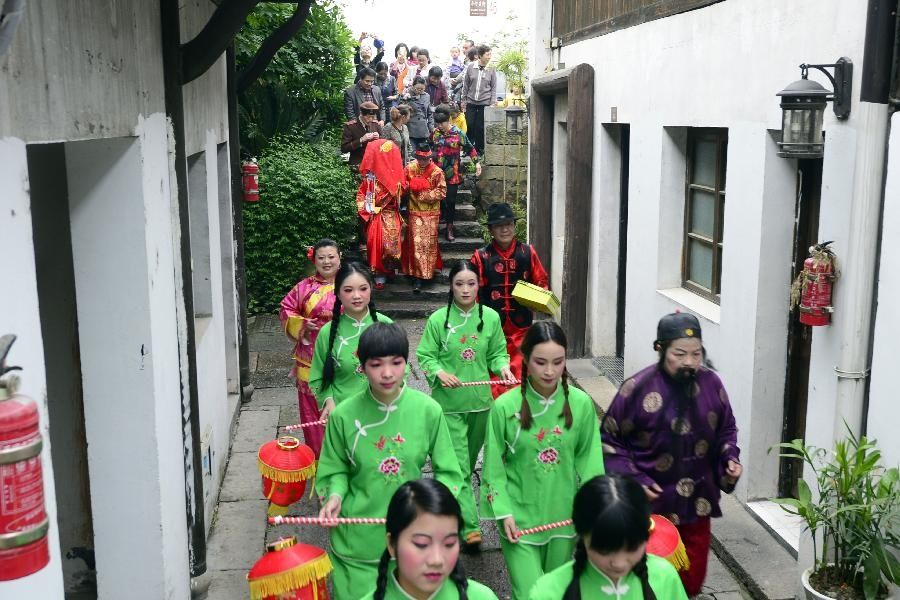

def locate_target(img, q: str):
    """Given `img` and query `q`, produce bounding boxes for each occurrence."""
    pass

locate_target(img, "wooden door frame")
[529,64,595,357]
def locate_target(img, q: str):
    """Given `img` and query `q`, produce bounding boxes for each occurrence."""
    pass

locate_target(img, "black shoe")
[412,279,422,294]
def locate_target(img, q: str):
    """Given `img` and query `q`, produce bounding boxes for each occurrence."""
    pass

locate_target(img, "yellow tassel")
[664,539,691,572]
[248,553,333,600]
[267,502,289,517]
[258,460,317,483]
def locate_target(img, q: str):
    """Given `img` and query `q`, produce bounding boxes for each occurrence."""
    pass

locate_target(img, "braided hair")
[373,479,469,600]
[563,475,657,600]
[443,261,484,340]
[519,321,573,430]
[321,262,380,389]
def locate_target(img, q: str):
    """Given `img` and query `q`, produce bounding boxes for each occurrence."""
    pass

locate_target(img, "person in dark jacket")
[426,66,450,107]
[375,62,398,108]
[344,67,385,123]
[341,101,382,172]
[400,76,433,148]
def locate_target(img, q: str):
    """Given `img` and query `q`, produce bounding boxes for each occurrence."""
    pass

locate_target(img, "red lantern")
[248,537,332,600]
[258,436,316,516]
[0,335,50,580]
[647,514,690,572]
[242,158,260,202]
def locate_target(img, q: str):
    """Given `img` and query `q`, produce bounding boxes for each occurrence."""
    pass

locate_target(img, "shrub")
[244,135,357,313]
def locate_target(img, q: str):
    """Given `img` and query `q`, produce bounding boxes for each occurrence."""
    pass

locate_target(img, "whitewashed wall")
[0,139,66,598]
[531,0,873,503]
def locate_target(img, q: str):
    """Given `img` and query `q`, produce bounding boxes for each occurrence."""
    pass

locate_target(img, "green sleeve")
[648,555,690,599]
[467,580,501,599]
[428,409,464,498]
[416,312,446,388]
[314,410,350,501]
[308,321,334,409]
[575,391,605,482]
[485,312,510,375]
[480,404,514,519]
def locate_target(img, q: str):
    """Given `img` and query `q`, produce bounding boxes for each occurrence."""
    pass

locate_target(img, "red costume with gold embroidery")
[402,160,446,279]
[357,141,406,276]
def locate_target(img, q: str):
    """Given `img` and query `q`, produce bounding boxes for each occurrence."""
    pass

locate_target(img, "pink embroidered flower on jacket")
[535,428,547,442]
[538,447,559,465]
[375,436,386,451]
[393,433,405,444]
[460,348,476,361]
[379,456,402,475]
[552,425,563,436]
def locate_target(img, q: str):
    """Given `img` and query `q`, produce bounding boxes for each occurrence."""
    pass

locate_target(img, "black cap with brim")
[654,312,702,349]
[485,202,523,225]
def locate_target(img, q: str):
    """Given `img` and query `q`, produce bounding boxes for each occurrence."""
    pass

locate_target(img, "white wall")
[531,0,873,504]
[66,115,190,599]
[550,95,568,298]
[868,114,900,469]
[0,138,66,598]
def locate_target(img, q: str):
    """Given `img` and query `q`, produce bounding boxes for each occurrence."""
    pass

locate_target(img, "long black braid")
[373,549,392,600]
[633,552,657,600]
[448,560,470,599]
[562,539,589,600]
[321,262,378,389]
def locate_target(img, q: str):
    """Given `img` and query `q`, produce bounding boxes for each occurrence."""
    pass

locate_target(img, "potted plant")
[771,430,899,599]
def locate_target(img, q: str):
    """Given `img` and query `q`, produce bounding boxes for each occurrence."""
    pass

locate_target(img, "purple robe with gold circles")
[601,364,741,526]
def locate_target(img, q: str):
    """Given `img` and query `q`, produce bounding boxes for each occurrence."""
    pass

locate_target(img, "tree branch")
[237,0,313,93]
[180,0,260,84]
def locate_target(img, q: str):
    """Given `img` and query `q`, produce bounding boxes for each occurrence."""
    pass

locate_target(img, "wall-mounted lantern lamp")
[776,57,852,159]
[505,106,526,135]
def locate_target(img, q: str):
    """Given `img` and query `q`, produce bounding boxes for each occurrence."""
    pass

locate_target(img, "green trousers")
[444,410,489,536]
[329,550,377,600]
[499,535,575,600]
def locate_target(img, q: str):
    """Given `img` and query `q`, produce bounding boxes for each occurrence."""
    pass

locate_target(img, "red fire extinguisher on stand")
[0,334,50,580]
[242,158,260,202]
[791,242,838,326]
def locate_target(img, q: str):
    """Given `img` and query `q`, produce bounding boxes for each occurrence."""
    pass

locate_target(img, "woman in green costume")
[316,323,465,599]
[528,474,688,599]
[417,260,515,552]
[362,479,499,600]
[309,262,393,418]
[481,321,605,600]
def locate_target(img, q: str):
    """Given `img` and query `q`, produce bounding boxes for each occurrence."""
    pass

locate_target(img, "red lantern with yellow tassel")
[248,537,332,600]
[258,436,316,516]
[648,514,690,572]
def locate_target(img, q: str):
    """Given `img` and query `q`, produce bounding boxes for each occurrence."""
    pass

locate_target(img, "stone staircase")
[375,186,484,319]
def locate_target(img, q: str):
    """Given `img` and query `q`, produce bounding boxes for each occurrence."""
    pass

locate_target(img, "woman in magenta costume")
[357,140,407,289]
[278,239,341,456]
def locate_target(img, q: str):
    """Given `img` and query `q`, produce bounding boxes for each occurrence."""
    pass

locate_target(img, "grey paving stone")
[250,369,293,389]
[249,386,296,407]
[231,407,279,453]
[219,451,263,502]
[206,500,269,570]
[277,403,301,429]
[206,569,249,600]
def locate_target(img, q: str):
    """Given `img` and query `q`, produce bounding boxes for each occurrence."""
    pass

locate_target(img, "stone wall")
[476,106,528,208]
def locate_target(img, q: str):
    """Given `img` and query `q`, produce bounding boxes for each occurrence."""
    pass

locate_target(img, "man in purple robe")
[602,312,743,597]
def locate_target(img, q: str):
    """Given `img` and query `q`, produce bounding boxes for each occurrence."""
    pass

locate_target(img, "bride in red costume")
[357,140,407,289]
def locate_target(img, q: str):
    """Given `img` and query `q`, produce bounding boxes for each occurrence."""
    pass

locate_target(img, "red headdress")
[359,140,405,198]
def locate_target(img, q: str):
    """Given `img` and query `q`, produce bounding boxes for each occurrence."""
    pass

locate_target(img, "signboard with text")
[470,0,487,16]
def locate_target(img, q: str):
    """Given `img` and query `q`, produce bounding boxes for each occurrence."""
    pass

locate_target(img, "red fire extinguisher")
[0,334,50,580]
[791,242,838,326]
[242,158,260,202]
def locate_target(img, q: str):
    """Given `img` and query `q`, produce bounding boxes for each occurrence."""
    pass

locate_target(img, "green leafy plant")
[244,135,357,313]
[236,1,354,156]
[771,430,900,599]
[494,46,528,93]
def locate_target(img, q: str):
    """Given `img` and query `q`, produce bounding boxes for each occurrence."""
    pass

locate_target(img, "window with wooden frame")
[682,128,727,301]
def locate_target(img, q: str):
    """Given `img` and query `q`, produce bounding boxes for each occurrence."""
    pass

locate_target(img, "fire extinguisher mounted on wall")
[242,157,260,202]
[790,241,839,326]
[0,334,51,580]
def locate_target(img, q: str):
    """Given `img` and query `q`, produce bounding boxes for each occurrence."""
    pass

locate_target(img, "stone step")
[375,280,450,301]
[439,237,483,253]
[439,248,477,263]
[377,299,446,320]
[455,203,476,220]
[439,220,482,238]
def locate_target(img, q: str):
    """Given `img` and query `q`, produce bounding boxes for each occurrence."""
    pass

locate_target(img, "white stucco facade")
[0,1,240,597]
[530,0,898,572]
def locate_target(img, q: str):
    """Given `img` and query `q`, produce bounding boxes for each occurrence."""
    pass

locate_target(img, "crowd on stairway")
[340,34,505,292]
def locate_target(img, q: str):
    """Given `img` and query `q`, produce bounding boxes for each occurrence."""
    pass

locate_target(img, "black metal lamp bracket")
[799,57,853,119]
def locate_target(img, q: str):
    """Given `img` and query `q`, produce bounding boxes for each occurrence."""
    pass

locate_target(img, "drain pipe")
[832,0,897,439]
[861,0,900,436]
[160,0,208,590]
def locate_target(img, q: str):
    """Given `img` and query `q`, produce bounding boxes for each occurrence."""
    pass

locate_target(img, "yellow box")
[286,315,304,339]
[512,281,560,315]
